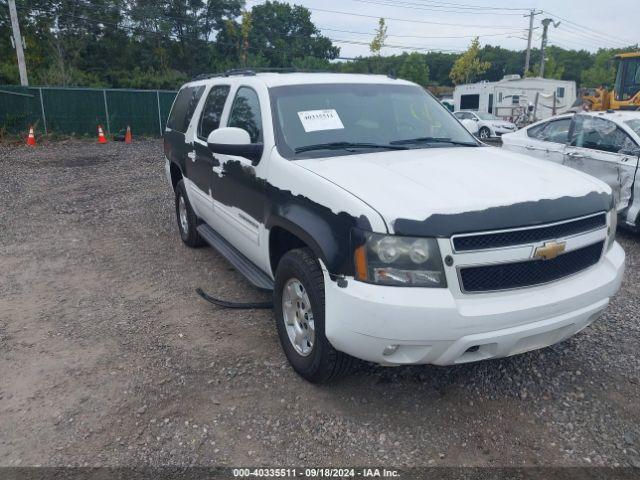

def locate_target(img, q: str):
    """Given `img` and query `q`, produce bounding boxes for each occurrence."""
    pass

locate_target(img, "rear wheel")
[175,180,205,248]
[479,126,491,139]
[274,248,354,383]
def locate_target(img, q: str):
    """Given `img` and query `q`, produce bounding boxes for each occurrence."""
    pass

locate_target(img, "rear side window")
[528,118,571,144]
[527,123,546,139]
[167,86,205,133]
[198,85,230,140]
[228,87,263,143]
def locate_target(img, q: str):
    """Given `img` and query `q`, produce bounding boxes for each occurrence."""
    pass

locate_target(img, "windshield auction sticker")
[298,109,345,132]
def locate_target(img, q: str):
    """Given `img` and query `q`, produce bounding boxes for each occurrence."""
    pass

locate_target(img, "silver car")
[502,111,640,230]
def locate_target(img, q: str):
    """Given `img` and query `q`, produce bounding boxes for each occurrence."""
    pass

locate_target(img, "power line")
[348,0,526,15]
[25,7,465,58]
[367,0,531,11]
[317,26,526,40]
[551,30,621,51]
[542,10,636,47]
[306,6,524,28]
[556,24,630,49]
[331,38,463,53]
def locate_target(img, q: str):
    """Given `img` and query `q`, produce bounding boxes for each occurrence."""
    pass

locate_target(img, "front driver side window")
[571,116,635,154]
[228,87,263,143]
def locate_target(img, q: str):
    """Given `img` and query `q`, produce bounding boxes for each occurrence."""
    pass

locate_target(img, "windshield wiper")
[390,136,478,146]
[294,142,409,153]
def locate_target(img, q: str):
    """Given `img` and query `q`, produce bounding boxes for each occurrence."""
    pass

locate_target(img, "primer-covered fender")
[264,151,387,275]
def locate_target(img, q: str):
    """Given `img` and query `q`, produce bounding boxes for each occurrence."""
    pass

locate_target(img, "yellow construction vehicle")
[584,52,640,111]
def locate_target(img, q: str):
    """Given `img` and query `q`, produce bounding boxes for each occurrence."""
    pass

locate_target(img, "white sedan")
[502,111,640,229]
[454,111,517,139]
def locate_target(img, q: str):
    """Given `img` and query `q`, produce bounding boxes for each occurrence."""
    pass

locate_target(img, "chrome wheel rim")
[178,195,189,234]
[282,278,315,357]
[480,128,489,138]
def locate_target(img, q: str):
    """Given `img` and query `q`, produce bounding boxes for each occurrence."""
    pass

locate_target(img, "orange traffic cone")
[26,126,36,146]
[97,125,108,144]
[125,125,132,144]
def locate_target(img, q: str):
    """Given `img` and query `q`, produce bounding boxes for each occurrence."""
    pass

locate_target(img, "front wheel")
[479,126,491,139]
[274,248,354,383]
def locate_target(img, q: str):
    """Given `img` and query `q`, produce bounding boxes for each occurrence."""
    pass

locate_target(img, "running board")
[196,224,274,291]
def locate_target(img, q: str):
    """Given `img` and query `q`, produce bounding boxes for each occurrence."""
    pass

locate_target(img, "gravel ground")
[1,139,639,468]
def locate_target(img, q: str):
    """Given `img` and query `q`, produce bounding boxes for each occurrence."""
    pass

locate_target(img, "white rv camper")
[453,75,577,125]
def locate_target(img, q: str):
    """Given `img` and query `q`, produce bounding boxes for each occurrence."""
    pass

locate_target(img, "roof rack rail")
[190,68,403,82]
[191,67,301,81]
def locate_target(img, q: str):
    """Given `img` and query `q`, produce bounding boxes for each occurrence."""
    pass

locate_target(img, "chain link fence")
[0,85,177,137]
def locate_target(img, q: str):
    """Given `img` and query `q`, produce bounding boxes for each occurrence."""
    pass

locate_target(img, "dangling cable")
[195,288,273,309]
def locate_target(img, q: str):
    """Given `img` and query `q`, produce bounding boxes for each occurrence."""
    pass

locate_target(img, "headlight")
[353,232,446,287]
[607,208,617,250]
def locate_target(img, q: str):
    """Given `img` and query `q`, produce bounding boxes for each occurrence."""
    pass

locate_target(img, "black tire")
[274,248,354,383]
[175,180,205,248]
[479,126,491,139]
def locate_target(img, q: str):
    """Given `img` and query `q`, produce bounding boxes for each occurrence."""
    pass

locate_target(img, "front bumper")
[324,242,624,365]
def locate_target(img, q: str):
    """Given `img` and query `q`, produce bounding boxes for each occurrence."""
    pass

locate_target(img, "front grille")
[453,213,606,252]
[459,241,604,293]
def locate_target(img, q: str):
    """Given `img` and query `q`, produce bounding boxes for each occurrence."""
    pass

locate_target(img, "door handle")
[566,151,582,158]
[187,151,196,162]
[525,145,536,150]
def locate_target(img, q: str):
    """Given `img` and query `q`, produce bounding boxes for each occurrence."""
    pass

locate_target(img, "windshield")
[269,83,478,158]
[625,119,640,137]
[476,112,499,120]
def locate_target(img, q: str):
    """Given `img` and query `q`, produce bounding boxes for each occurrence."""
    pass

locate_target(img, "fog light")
[382,345,399,356]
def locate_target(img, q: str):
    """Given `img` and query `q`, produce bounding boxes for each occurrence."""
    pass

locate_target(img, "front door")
[564,114,639,211]
[209,85,266,265]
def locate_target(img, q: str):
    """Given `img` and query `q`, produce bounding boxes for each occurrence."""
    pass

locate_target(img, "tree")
[369,18,387,56]
[449,37,491,85]
[528,52,565,79]
[0,1,636,90]
[581,48,620,88]
[245,1,338,68]
[398,52,429,86]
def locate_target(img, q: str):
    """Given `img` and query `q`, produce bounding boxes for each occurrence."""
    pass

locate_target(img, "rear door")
[164,85,205,183]
[504,118,565,161]
[192,84,232,225]
[564,114,639,211]
[536,116,572,164]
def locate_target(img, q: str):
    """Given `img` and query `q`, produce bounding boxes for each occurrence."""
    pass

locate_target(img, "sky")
[245,0,639,58]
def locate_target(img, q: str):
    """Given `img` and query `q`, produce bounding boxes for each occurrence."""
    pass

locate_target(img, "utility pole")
[523,9,541,76]
[8,0,28,86]
[539,18,560,78]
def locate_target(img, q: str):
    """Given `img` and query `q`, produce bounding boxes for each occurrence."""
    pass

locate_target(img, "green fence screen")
[0,85,177,137]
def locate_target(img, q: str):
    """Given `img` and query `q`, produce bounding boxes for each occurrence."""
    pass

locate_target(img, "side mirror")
[207,127,264,164]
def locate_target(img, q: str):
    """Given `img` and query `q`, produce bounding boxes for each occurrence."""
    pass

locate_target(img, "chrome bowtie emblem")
[534,241,566,260]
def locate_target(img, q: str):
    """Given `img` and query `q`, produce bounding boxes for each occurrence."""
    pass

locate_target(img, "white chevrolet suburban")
[164,70,625,383]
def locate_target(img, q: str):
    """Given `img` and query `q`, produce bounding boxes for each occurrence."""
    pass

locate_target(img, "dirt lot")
[1,139,639,468]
